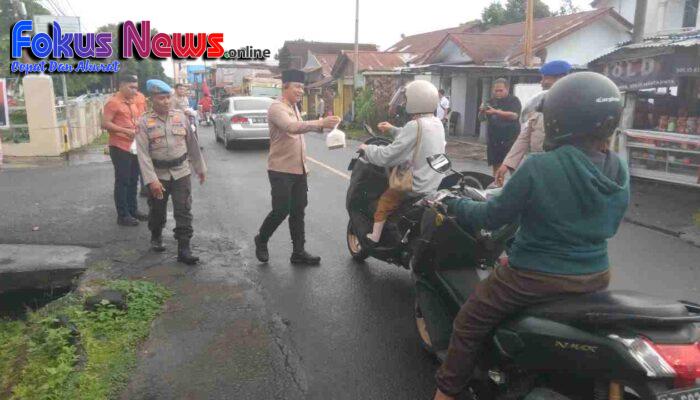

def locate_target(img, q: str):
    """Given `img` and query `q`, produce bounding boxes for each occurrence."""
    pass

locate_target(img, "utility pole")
[632,0,648,43]
[352,0,359,120]
[524,0,535,67]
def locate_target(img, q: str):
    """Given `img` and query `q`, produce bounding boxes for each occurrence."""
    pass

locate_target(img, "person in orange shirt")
[101,74,148,226]
[134,90,148,115]
[132,89,150,197]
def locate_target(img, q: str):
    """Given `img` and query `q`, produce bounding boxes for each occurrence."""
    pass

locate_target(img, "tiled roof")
[485,7,632,62]
[314,53,338,76]
[425,8,631,66]
[385,20,482,63]
[332,51,410,77]
[281,41,378,69]
[442,33,522,64]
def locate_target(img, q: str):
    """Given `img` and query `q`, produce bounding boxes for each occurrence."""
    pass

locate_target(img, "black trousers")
[435,264,610,396]
[258,170,308,252]
[109,146,139,218]
[148,174,193,241]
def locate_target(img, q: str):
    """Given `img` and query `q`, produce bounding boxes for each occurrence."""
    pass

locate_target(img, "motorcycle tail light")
[610,336,676,379]
[650,341,700,388]
[231,116,249,124]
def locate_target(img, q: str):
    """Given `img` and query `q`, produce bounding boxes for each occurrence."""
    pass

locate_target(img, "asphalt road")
[193,126,700,399]
[2,125,700,399]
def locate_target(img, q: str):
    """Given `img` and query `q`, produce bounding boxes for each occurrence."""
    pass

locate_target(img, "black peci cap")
[281,69,305,84]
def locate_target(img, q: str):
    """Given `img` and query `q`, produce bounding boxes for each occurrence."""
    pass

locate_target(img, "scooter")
[344,125,494,269]
[409,153,700,400]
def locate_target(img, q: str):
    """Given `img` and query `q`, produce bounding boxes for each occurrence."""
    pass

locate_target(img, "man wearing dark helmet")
[433,72,631,400]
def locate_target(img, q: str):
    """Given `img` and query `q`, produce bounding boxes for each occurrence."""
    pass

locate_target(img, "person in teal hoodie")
[433,72,630,400]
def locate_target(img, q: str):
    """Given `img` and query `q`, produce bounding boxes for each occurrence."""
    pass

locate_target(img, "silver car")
[213,96,274,149]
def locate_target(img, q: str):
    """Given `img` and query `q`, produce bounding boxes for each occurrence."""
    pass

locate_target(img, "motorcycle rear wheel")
[347,221,369,262]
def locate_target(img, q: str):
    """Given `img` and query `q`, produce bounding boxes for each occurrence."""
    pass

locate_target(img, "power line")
[59,0,77,16]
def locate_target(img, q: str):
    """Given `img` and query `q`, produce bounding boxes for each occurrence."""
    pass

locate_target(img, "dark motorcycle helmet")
[542,71,622,150]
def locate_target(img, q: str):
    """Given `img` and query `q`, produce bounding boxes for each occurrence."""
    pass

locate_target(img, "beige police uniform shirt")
[135,109,206,185]
[502,111,545,171]
[267,98,322,175]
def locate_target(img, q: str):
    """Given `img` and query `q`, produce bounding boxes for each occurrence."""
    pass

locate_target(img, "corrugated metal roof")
[591,29,700,62]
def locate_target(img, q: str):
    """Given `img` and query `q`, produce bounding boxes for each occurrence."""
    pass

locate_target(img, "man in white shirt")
[436,89,450,126]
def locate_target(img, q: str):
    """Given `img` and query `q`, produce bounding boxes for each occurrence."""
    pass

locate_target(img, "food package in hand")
[326,127,346,150]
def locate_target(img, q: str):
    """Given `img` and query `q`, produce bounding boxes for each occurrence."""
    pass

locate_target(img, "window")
[232,98,274,111]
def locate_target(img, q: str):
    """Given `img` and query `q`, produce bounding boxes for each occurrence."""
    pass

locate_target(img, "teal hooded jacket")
[448,145,630,275]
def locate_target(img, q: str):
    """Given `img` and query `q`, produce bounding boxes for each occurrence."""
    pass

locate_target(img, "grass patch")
[0,280,171,400]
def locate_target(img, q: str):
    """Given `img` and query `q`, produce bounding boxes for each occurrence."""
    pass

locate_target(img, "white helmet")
[389,80,439,115]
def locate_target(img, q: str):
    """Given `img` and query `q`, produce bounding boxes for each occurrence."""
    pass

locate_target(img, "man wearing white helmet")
[359,80,447,244]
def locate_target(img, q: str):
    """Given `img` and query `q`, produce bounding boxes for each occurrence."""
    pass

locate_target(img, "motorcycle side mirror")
[427,154,452,174]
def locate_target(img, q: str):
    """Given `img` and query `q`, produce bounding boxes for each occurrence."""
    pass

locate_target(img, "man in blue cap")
[135,79,207,265]
[495,60,572,186]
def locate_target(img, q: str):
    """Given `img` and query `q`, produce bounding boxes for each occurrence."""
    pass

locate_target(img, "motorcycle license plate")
[657,387,700,400]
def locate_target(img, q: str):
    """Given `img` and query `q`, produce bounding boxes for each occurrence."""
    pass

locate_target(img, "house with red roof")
[405,8,632,138]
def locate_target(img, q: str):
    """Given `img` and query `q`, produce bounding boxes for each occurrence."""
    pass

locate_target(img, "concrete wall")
[545,16,631,66]
[450,74,468,136]
[464,77,480,138]
[4,75,106,157]
[4,75,62,157]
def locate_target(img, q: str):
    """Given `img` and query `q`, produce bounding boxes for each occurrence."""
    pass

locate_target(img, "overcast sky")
[55,0,595,76]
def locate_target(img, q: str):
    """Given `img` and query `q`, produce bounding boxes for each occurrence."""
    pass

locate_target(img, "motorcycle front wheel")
[346,221,369,262]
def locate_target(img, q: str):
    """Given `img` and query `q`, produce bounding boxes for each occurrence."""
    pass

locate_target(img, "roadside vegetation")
[0,280,170,400]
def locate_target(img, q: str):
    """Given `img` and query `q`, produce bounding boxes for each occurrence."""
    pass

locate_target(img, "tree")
[276,46,293,70]
[481,0,553,28]
[481,2,508,28]
[0,0,51,74]
[557,0,581,15]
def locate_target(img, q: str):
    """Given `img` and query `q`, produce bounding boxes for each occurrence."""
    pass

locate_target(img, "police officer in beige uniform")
[494,60,571,186]
[254,69,340,265]
[135,79,207,265]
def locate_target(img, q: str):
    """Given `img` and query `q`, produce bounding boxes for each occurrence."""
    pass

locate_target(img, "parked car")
[213,96,274,149]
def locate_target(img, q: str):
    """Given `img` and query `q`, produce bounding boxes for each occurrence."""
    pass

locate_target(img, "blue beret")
[146,79,172,95]
[540,60,572,76]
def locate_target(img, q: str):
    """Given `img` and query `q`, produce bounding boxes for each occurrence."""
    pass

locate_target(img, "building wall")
[464,77,480,137]
[595,0,693,35]
[450,74,468,135]
[545,17,631,66]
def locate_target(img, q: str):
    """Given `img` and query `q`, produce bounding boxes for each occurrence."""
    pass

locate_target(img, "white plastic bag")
[325,125,346,150]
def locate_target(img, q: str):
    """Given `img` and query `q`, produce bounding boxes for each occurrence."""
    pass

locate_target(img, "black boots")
[255,235,320,265]
[151,231,166,252]
[254,235,269,262]
[290,250,321,266]
[177,240,199,265]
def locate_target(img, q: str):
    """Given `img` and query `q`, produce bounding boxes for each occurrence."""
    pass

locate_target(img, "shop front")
[591,31,700,187]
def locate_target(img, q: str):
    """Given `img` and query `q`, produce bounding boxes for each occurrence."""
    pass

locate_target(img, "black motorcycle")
[344,130,492,269]
[412,154,700,400]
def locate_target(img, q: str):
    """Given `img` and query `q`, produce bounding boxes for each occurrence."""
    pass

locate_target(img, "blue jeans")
[109,146,139,218]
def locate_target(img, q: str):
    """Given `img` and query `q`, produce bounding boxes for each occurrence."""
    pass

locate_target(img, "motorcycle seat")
[524,290,691,325]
